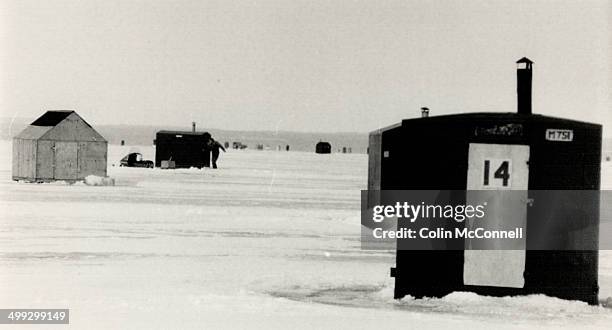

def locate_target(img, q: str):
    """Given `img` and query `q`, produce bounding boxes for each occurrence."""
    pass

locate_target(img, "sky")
[1,0,610,135]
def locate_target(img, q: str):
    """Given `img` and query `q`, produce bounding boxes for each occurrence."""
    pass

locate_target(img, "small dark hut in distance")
[155,130,211,168]
[315,141,331,154]
[12,110,107,181]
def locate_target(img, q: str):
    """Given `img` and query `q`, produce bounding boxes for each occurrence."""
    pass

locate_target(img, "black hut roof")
[516,57,533,64]
[30,110,75,126]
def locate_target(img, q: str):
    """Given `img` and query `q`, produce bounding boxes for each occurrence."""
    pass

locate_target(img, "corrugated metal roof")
[14,125,53,140]
[30,110,74,126]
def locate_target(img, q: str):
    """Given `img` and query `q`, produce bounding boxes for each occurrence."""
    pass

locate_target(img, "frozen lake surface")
[1,141,612,329]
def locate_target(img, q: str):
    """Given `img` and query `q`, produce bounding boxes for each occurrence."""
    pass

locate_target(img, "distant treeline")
[3,117,611,156]
[0,118,368,153]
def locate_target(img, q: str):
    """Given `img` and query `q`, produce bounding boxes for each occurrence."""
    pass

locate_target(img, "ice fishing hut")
[315,141,331,154]
[12,110,108,181]
[368,58,602,304]
[154,130,211,168]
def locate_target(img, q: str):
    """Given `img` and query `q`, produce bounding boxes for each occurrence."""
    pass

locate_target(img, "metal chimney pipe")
[192,122,196,132]
[421,107,429,118]
[516,57,533,115]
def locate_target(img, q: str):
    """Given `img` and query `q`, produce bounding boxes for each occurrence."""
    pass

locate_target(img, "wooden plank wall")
[11,139,19,179]
[36,140,55,180]
[54,141,78,180]
[12,139,37,180]
[367,130,382,191]
[43,113,105,142]
[366,130,382,209]
[77,141,107,179]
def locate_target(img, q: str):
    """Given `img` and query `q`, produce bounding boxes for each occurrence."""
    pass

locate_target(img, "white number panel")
[467,144,529,190]
[464,143,530,289]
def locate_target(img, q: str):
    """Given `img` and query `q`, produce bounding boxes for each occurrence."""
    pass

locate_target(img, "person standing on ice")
[208,138,226,169]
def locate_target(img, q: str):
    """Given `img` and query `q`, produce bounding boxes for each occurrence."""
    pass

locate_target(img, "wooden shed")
[12,111,108,182]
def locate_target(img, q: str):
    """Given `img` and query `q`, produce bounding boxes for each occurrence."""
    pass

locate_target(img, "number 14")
[484,160,510,187]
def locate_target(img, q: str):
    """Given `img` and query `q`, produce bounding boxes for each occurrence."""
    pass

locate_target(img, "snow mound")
[270,283,612,324]
[396,291,612,322]
[84,175,115,186]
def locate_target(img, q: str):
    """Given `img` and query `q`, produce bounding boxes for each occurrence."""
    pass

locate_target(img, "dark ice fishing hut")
[155,130,211,168]
[368,58,602,304]
[316,141,332,154]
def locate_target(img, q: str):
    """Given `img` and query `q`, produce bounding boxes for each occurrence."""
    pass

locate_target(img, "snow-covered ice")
[1,141,611,329]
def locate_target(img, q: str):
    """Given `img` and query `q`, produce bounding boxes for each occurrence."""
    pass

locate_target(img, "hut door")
[36,141,55,179]
[54,142,78,180]
[464,143,529,288]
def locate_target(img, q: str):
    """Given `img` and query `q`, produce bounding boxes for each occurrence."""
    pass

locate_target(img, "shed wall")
[77,141,107,178]
[12,139,37,180]
[29,140,107,181]
[11,140,18,178]
[36,140,55,179]
[366,131,382,209]
[42,113,105,142]
[367,131,381,191]
[54,141,78,180]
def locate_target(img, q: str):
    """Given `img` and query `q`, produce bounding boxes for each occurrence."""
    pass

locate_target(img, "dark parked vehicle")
[120,153,154,168]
